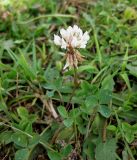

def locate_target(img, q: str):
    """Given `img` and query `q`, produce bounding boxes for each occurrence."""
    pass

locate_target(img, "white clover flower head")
[54,25,90,49]
[54,25,90,69]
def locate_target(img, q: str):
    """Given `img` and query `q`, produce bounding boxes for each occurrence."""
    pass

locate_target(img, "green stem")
[85,106,98,139]
[72,104,78,143]
[91,66,108,84]
[18,14,77,24]
[74,66,79,87]
[122,46,128,73]
[94,28,102,67]
[66,67,80,109]
[114,109,135,160]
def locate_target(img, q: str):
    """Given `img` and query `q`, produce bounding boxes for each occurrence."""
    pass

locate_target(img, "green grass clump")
[1,0,137,159]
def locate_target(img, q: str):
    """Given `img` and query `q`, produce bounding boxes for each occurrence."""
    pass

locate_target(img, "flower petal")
[60,29,67,39]
[63,60,70,70]
[71,37,79,48]
[83,31,90,41]
[61,38,67,49]
[54,35,62,46]
[73,25,79,31]
[80,44,86,48]
[67,26,73,34]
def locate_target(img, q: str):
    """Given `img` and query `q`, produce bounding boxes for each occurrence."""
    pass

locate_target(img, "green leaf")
[0,131,13,144]
[28,114,37,123]
[44,68,59,82]
[0,94,8,112]
[122,122,131,132]
[98,105,111,118]
[48,150,62,160]
[95,139,117,160]
[99,89,112,104]
[32,40,37,73]
[82,13,95,27]
[11,132,28,147]
[81,81,92,92]
[124,7,137,20]
[107,125,117,132]
[57,127,74,140]
[85,95,98,108]
[126,64,137,78]
[19,50,36,79]
[19,119,34,133]
[17,107,28,120]
[125,132,134,143]
[61,144,72,157]
[78,65,96,73]
[119,110,137,121]
[121,46,128,72]
[122,122,134,143]
[29,135,40,147]
[17,107,36,133]
[57,106,68,118]
[132,124,137,134]
[0,101,8,112]
[102,75,114,91]
[15,149,29,160]
[47,90,55,98]
[69,108,80,118]
[83,138,95,160]
[23,122,33,133]
[130,38,137,49]
[3,39,15,50]
[63,118,73,127]
[120,73,131,91]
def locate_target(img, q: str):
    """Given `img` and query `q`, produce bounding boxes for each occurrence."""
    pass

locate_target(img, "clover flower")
[54,25,90,69]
